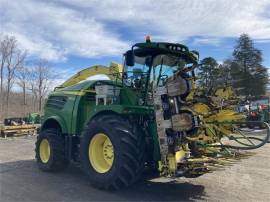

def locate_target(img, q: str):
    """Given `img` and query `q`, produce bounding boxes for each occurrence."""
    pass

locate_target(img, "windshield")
[122,53,194,105]
[123,63,148,88]
[123,54,189,87]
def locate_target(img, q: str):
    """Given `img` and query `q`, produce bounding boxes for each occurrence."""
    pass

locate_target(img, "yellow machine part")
[168,154,177,171]
[39,139,51,163]
[214,86,234,100]
[189,102,245,145]
[206,109,245,123]
[175,150,186,163]
[175,144,189,163]
[201,110,244,137]
[88,133,114,173]
[192,103,210,116]
[158,145,190,175]
[60,63,123,88]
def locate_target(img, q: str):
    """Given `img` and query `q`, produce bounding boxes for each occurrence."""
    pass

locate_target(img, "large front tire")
[35,129,69,171]
[80,114,146,190]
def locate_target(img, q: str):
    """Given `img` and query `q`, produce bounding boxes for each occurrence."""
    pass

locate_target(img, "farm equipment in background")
[35,37,269,189]
[0,113,41,138]
[27,113,41,124]
[244,96,270,129]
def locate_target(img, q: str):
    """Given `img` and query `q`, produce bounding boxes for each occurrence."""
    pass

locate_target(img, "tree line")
[0,34,54,120]
[198,34,269,97]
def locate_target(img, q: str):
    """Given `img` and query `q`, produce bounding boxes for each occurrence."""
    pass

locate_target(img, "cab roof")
[132,42,199,64]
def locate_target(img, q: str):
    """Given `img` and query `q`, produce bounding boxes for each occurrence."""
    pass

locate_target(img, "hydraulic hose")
[202,122,270,150]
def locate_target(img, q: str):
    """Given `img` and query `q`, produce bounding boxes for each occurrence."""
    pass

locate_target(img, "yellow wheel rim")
[39,139,51,163]
[89,133,114,173]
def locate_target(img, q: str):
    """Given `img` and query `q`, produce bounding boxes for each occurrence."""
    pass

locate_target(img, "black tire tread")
[35,128,68,171]
[80,114,146,190]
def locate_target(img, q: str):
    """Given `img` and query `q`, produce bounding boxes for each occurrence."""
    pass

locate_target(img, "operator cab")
[122,36,199,104]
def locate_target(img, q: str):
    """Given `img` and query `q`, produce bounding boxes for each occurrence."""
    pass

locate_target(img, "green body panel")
[149,121,160,161]
[43,91,77,133]
[42,80,154,134]
[120,88,139,105]
[77,103,154,135]
[42,115,69,133]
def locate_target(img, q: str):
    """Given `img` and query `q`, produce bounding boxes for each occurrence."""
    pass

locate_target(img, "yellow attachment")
[214,86,234,100]
[60,63,123,88]
[89,133,114,173]
[158,146,188,175]
[206,109,245,123]
[193,103,210,116]
[175,150,186,163]
[168,154,177,172]
[186,126,219,144]
[158,160,164,172]
[39,139,51,163]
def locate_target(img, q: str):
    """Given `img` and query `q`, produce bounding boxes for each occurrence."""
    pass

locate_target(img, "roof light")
[145,35,151,43]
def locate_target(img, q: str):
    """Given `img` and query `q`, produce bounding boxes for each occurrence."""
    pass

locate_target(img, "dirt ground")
[0,135,270,202]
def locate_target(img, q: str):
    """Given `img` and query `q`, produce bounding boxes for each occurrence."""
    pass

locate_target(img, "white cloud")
[0,0,128,61]
[58,0,270,39]
[192,37,222,46]
[1,0,270,62]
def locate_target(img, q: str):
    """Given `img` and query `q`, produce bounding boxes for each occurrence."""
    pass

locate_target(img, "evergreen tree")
[198,57,219,90]
[232,34,268,96]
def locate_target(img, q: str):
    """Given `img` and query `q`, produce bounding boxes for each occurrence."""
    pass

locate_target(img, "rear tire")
[80,114,146,190]
[35,128,69,171]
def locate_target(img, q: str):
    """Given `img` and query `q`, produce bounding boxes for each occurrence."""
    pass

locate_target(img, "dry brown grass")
[0,91,44,121]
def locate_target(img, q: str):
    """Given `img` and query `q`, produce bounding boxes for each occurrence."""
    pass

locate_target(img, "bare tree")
[5,38,27,115]
[27,68,38,111]
[0,35,27,116]
[0,35,10,113]
[0,34,56,120]
[28,60,52,112]
[37,61,52,111]
[0,35,9,94]
[17,64,30,106]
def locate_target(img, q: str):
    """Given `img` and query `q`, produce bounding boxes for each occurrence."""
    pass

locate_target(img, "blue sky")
[1,0,270,84]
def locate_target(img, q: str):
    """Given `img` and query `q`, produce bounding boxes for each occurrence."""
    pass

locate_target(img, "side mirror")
[125,50,134,66]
